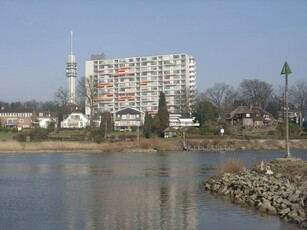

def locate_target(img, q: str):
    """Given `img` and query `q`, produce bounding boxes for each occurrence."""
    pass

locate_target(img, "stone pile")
[204,159,307,228]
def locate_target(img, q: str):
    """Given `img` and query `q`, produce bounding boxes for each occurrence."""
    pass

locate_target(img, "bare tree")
[206,83,237,118]
[239,79,273,109]
[100,111,112,138]
[54,87,71,128]
[40,101,59,113]
[77,75,97,127]
[290,80,307,126]
[23,99,39,114]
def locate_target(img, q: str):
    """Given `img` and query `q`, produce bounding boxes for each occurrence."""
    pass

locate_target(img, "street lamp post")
[281,61,292,158]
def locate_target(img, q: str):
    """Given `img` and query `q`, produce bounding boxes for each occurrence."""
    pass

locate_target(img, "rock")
[288,194,300,203]
[275,197,283,204]
[204,158,307,229]
[258,200,277,215]
[275,173,283,179]
[293,174,303,183]
[290,203,300,211]
[300,221,307,228]
[297,207,306,219]
[288,210,305,224]
[279,207,290,218]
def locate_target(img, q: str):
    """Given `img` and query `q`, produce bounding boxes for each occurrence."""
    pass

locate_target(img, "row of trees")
[194,79,307,126]
[1,78,306,130]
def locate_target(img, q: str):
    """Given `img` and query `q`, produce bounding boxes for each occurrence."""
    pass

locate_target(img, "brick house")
[0,108,34,130]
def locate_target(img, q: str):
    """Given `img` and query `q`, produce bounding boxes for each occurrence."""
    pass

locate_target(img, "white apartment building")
[85,53,196,118]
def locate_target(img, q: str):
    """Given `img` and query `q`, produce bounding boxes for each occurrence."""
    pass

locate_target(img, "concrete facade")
[85,53,196,119]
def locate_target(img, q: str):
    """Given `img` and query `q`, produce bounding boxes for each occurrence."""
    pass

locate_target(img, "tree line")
[194,79,307,127]
[1,78,307,129]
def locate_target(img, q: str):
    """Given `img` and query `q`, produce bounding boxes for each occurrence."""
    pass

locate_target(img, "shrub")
[47,122,56,133]
[11,128,18,133]
[95,134,103,144]
[268,130,276,135]
[139,139,152,149]
[15,127,48,142]
[216,157,244,175]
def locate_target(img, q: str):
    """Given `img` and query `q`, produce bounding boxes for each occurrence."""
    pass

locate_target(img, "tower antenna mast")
[70,31,73,55]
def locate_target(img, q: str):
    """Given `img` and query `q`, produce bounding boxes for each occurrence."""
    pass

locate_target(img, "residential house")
[0,108,34,130]
[113,108,144,131]
[61,112,89,128]
[33,112,58,129]
[278,110,303,125]
[169,113,200,129]
[163,127,177,138]
[227,106,276,127]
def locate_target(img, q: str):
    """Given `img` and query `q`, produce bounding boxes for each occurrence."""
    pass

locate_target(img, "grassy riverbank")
[0,138,182,153]
[1,137,307,153]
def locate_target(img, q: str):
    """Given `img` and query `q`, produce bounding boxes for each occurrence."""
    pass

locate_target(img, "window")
[19,119,24,123]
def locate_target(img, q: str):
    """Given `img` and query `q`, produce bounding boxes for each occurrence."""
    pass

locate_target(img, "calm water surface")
[0,150,306,230]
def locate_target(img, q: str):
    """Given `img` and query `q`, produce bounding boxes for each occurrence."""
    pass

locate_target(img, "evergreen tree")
[156,91,169,137]
[143,111,152,138]
[152,114,160,136]
[158,91,167,110]
[158,106,169,136]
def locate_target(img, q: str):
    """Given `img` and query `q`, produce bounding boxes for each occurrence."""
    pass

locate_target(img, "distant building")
[164,127,177,138]
[112,108,144,132]
[85,53,196,118]
[278,109,303,125]
[61,112,89,128]
[0,108,34,130]
[33,112,58,129]
[169,113,200,129]
[227,106,277,127]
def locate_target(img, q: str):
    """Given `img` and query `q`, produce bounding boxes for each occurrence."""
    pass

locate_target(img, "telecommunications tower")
[66,31,77,104]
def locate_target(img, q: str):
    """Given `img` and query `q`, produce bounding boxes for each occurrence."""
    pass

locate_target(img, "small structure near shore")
[204,158,307,228]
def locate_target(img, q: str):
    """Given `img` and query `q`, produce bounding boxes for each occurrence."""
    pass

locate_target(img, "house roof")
[164,127,177,132]
[115,108,144,115]
[227,106,277,122]
[251,107,271,117]
[37,111,58,118]
[169,113,193,118]
[228,106,253,119]
[0,108,33,113]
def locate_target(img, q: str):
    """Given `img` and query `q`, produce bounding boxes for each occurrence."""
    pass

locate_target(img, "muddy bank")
[204,158,307,228]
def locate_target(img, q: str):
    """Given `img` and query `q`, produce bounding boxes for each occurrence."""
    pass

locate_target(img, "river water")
[0,150,306,230]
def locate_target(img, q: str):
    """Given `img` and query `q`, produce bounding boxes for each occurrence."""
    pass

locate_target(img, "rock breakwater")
[204,158,307,228]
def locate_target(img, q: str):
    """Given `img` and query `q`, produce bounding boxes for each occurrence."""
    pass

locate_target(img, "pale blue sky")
[1,0,306,102]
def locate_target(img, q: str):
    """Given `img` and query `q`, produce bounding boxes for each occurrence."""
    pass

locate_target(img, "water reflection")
[0,151,305,230]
